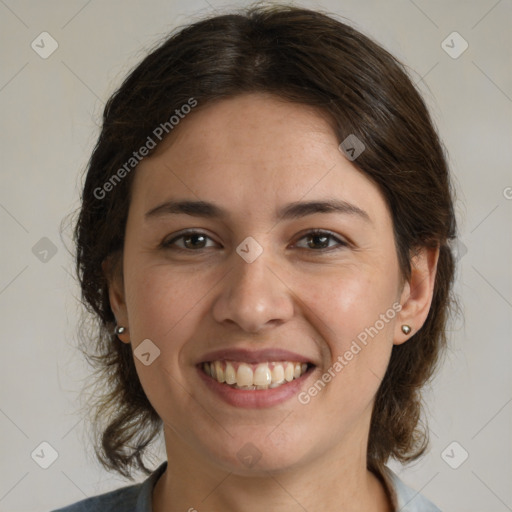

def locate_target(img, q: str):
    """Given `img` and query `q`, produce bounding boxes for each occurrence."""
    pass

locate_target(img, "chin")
[200,429,311,475]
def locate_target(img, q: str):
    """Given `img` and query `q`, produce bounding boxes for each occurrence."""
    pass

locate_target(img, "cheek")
[122,263,210,418]
[293,266,399,399]
[289,275,397,433]
[123,261,207,350]
[301,269,398,343]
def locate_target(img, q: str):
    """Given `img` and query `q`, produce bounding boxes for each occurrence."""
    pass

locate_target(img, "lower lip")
[197,365,314,408]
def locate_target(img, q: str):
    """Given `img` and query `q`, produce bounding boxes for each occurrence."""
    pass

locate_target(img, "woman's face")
[109,92,420,474]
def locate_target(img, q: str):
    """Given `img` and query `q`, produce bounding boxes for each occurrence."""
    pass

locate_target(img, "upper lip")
[198,348,316,365]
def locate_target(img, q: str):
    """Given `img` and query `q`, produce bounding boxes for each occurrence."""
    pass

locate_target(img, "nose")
[211,245,295,334]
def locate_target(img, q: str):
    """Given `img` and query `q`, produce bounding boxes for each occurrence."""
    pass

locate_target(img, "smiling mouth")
[202,360,314,390]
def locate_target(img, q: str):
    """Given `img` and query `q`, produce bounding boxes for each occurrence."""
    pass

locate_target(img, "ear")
[102,254,130,344]
[394,246,439,345]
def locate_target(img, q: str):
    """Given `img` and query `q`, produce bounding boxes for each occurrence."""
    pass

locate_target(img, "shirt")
[51,461,441,511]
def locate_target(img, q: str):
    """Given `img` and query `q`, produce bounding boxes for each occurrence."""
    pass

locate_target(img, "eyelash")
[161,229,348,253]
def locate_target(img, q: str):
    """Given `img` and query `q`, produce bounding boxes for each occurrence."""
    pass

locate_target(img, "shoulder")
[50,484,141,512]
[50,462,167,512]
[381,466,442,512]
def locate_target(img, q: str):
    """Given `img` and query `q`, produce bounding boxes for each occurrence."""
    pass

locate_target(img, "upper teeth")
[203,361,309,389]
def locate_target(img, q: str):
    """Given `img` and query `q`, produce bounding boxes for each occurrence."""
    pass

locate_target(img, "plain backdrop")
[0,1,511,511]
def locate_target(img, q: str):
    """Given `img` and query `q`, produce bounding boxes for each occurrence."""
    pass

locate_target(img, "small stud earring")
[114,325,126,336]
[401,325,412,335]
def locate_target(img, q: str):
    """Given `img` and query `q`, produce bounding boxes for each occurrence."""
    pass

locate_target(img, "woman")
[54,3,456,511]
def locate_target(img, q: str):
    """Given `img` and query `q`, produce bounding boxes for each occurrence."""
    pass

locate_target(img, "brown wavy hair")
[72,3,457,479]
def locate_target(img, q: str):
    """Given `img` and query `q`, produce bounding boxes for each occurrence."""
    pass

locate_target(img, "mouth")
[196,347,318,408]
[201,360,315,390]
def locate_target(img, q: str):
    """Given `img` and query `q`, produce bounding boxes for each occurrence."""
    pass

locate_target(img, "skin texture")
[105,92,438,512]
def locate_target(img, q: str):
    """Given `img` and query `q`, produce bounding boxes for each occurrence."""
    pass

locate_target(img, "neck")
[152,427,392,512]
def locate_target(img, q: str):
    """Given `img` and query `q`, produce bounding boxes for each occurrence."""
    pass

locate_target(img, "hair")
[73,2,457,480]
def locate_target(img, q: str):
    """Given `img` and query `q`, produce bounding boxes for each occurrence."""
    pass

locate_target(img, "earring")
[114,325,126,336]
[401,325,412,335]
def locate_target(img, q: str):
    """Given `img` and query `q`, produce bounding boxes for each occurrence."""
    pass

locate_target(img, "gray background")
[0,0,511,511]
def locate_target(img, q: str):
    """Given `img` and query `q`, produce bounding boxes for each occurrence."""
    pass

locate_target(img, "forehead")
[131,93,389,226]
[148,92,336,163]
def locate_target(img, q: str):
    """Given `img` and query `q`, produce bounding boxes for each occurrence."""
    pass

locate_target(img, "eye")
[161,230,218,251]
[294,229,348,251]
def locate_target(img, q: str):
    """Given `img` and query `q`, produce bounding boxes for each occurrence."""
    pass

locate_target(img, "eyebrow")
[145,198,371,223]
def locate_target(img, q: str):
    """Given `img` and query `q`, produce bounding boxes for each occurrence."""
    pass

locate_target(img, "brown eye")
[295,230,347,251]
[162,231,217,251]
